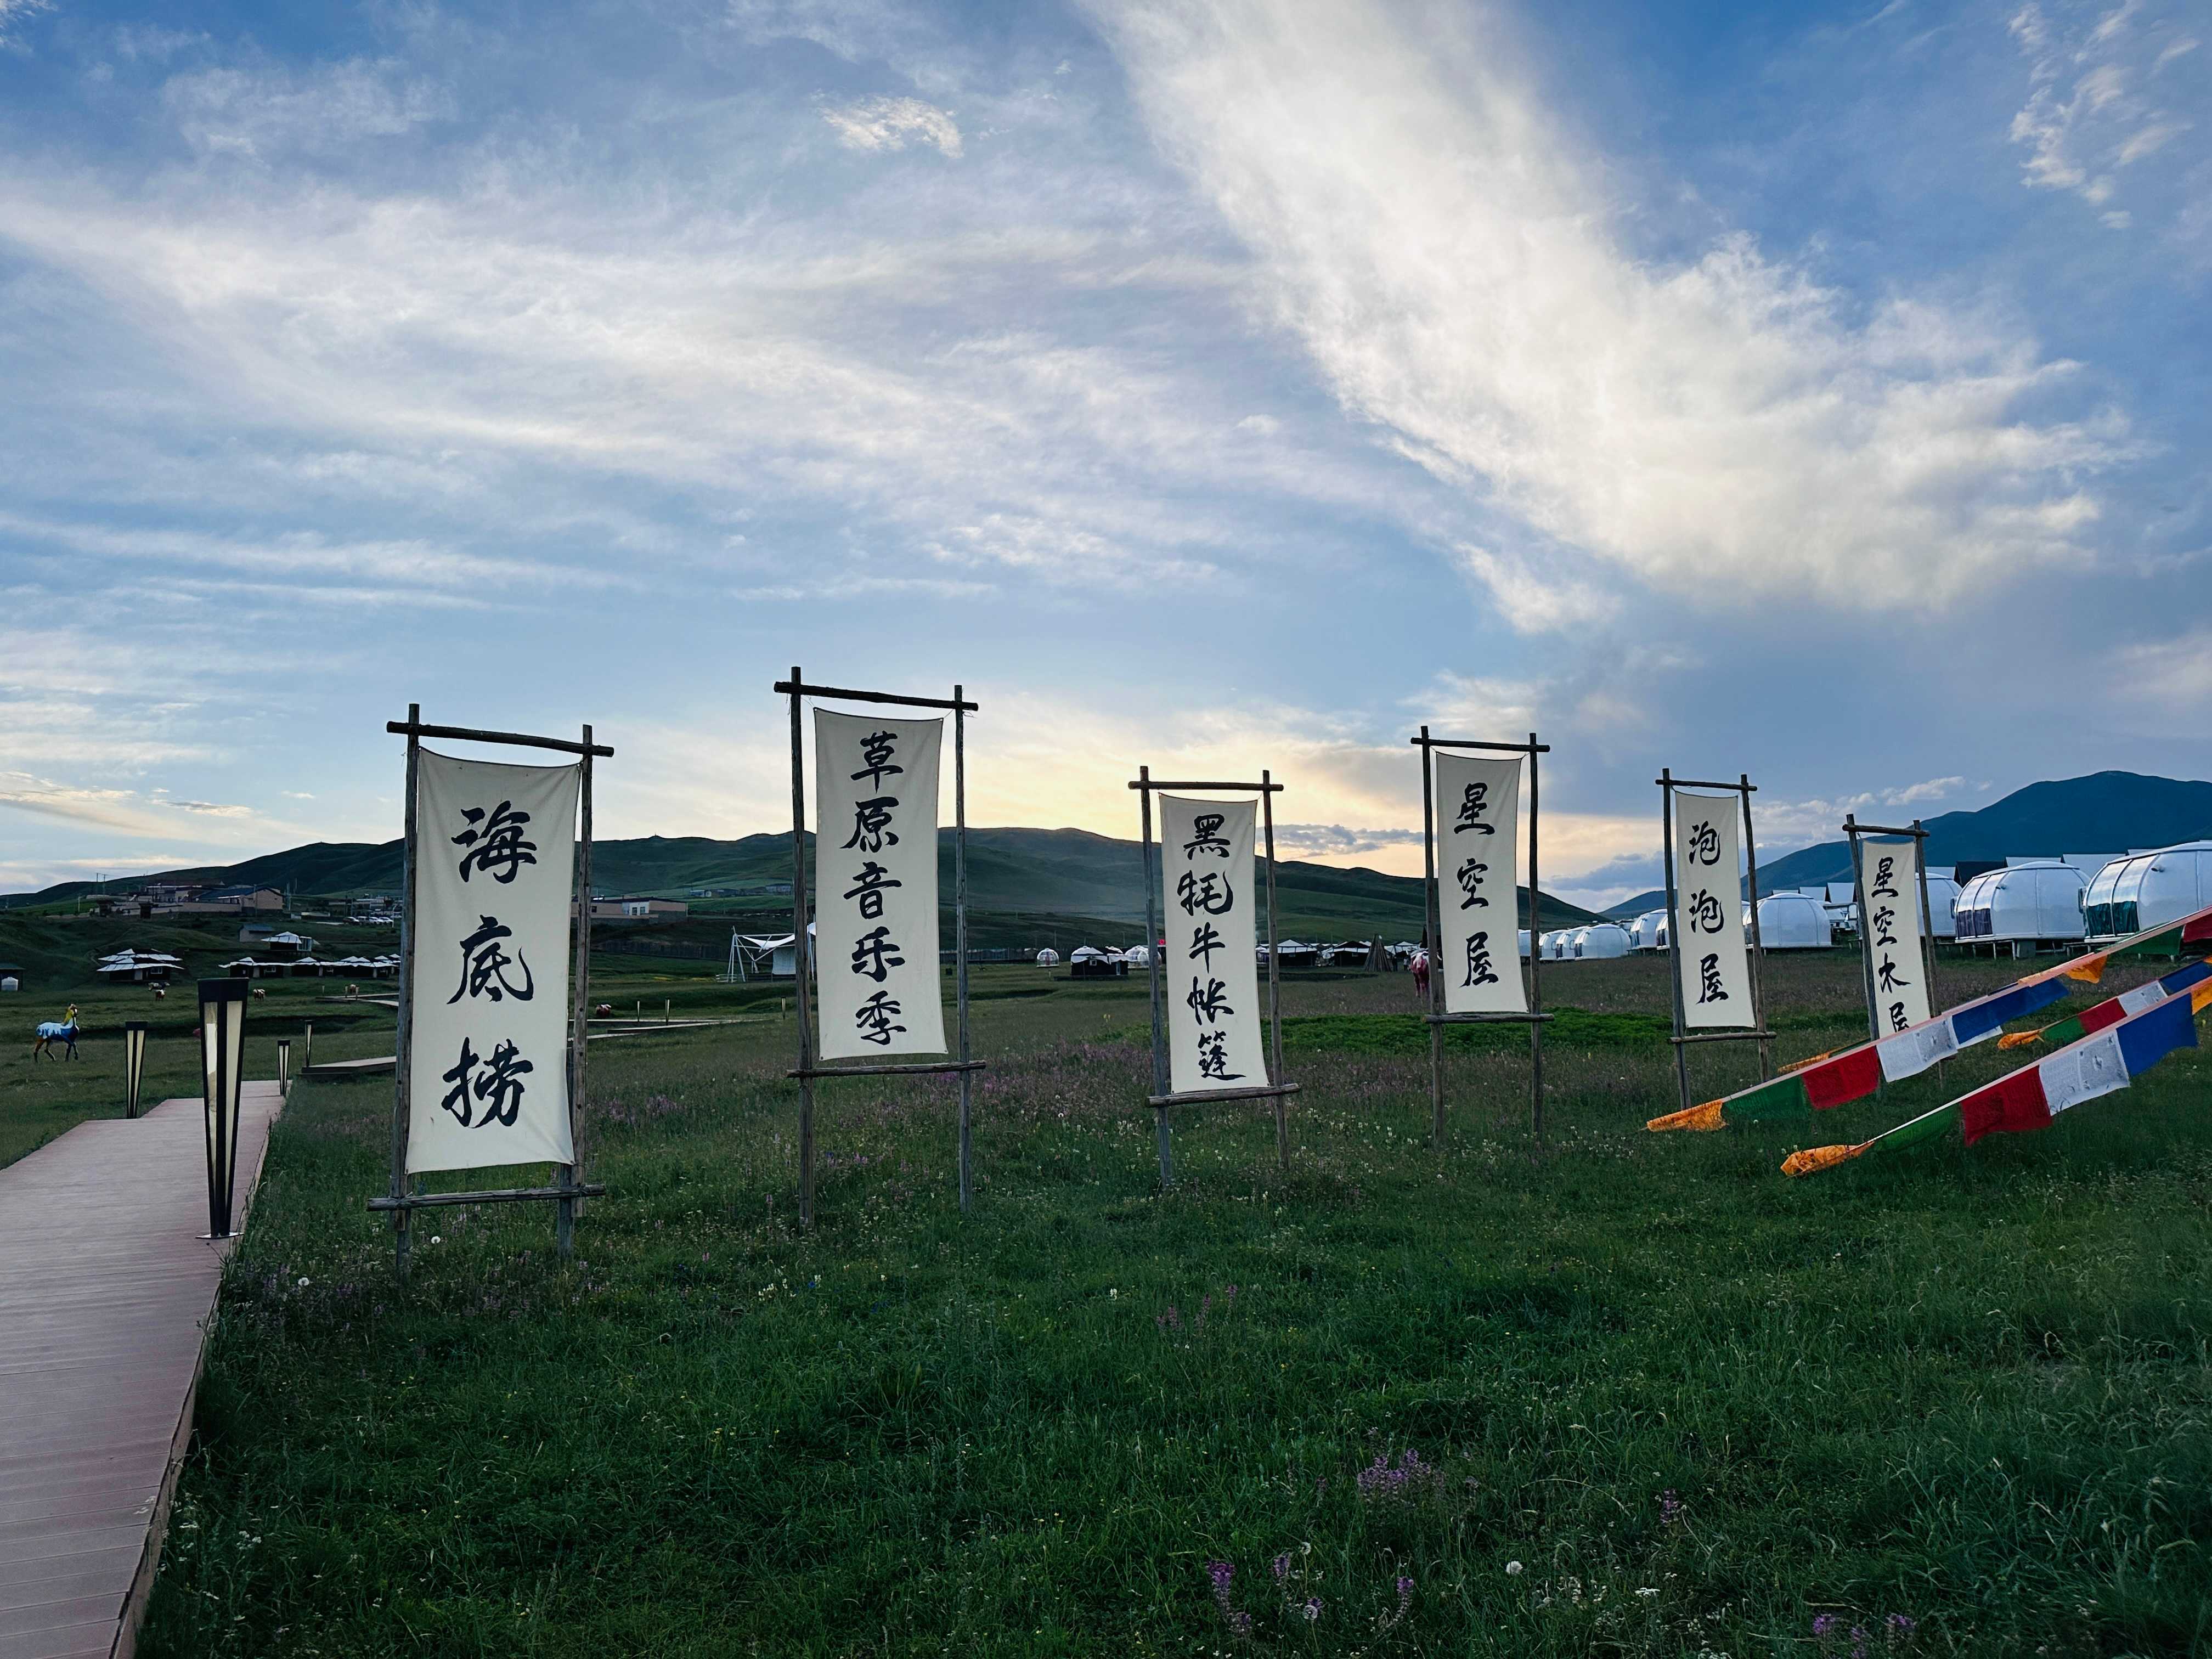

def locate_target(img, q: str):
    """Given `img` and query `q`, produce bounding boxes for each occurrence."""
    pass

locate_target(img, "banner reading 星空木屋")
[1159,794,1271,1093]
[1434,751,1527,1015]
[407,750,579,1175]
[1857,834,1932,1034]
[814,710,946,1060]
[1673,792,1753,1030]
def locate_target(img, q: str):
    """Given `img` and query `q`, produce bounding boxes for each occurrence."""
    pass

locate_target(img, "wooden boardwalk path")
[0,1082,284,1659]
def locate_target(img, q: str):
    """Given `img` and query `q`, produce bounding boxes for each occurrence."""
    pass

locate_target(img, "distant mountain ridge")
[1602,771,2212,919]
[4,827,1599,934]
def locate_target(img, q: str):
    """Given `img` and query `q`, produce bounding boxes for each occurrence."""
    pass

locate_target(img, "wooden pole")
[1139,768,1170,1189]
[1421,727,1445,1147]
[559,724,594,1260]
[1660,771,1692,1119]
[1740,776,1772,1082]
[788,669,817,1228]
[390,704,421,1279]
[1262,770,1285,1170]
[1845,815,1880,1040]
[954,685,974,1214]
[1527,731,1545,1142]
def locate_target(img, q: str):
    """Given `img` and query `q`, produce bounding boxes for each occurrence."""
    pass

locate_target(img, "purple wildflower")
[1272,1553,1290,1585]
[1886,1614,1917,1634]
[1813,1614,1838,1637]
[1660,1488,1683,1526]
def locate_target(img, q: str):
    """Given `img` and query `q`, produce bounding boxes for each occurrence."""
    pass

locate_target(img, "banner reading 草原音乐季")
[814,710,946,1060]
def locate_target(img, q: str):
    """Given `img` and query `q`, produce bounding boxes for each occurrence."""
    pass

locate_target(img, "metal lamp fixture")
[123,1021,148,1121]
[198,978,248,1240]
[277,1038,291,1097]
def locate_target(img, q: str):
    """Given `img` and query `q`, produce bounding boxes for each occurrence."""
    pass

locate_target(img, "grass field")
[67,950,2211,1655]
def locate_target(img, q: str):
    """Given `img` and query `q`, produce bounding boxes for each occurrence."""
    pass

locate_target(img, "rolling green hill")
[2,827,1599,989]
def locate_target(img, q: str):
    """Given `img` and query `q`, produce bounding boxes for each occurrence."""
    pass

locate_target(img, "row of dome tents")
[223,953,398,979]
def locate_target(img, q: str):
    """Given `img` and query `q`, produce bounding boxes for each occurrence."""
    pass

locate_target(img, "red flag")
[1960,1068,2052,1147]
[1803,1045,1882,1110]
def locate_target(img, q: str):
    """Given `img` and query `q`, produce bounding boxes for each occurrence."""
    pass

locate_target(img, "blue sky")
[1,0,2207,907]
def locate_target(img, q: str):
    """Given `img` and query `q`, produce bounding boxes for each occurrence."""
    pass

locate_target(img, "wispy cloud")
[822,95,964,157]
[1092,0,2131,610]
[2007,1,2205,230]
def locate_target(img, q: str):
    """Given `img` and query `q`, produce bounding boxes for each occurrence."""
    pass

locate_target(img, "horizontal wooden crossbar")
[1657,777,1755,793]
[1408,736,1550,754]
[788,1060,988,1081]
[386,719,613,757]
[774,679,978,712]
[1667,1030,1774,1046]
[1843,822,1927,839]
[1126,778,1283,793]
[1147,1082,1301,1108]
[1424,1012,1556,1026]
[368,1183,606,1212]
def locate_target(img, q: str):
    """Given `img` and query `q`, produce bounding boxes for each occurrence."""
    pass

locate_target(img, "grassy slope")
[135,952,2212,1656]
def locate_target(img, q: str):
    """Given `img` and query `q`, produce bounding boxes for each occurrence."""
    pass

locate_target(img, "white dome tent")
[1573,922,1633,959]
[1752,892,1832,950]
[1922,872,1961,940]
[1517,929,1532,960]
[1034,947,1060,967]
[1954,860,2086,952]
[1630,909,1669,951]
[2082,841,2212,941]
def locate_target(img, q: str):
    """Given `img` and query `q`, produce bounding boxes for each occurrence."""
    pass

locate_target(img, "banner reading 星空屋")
[1434,752,1527,1015]
[407,751,579,1175]
[1673,792,1753,1030]
[1857,834,1931,1033]
[1160,794,1271,1093]
[815,710,946,1060]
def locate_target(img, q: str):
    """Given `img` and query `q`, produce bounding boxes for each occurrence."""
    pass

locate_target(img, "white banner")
[1435,752,1527,1015]
[1673,791,1753,1030]
[407,750,578,1175]
[815,710,946,1059]
[1159,794,1271,1093]
[1857,835,1932,1034]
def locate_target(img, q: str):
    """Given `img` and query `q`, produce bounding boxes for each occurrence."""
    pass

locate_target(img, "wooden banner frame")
[1130,766,1297,1189]
[776,669,983,1227]
[1413,729,1555,1144]
[1842,815,1942,1043]
[1659,769,1775,1119]
[369,704,611,1276]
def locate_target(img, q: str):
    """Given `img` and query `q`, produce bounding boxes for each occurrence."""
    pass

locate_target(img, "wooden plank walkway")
[0,1082,284,1659]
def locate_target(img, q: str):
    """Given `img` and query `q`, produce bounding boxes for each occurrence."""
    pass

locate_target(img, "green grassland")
[55,948,2209,1655]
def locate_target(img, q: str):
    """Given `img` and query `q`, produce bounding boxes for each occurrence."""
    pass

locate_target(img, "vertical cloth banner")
[1674,792,1753,1029]
[1160,794,1271,1093]
[408,751,579,1175]
[1858,834,1932,1032]
[814,710,946,1060]
[1435,752,1528,1015]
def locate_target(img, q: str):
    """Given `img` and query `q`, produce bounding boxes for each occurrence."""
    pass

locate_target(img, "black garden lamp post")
[277,1038,291,1097]
[198,978,248,1239]
[123,1021,148,1120]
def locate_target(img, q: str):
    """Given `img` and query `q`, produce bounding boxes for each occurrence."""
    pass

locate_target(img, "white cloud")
[1454,544,1620,635]
[164,59,454,159]
[0,0,52,48]
[821,95,964,157]
[1090,0,2129,610]
[2007,1,2205,227]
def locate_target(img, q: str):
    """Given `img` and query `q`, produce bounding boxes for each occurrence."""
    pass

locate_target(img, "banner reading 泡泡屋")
[1673,792,1753,1030]
[1858,834,1931,1033]
[407,750,579,1175]
[815,710,946,1060]
[1160,794,1270,1093]
[1434,752,1527,1015]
